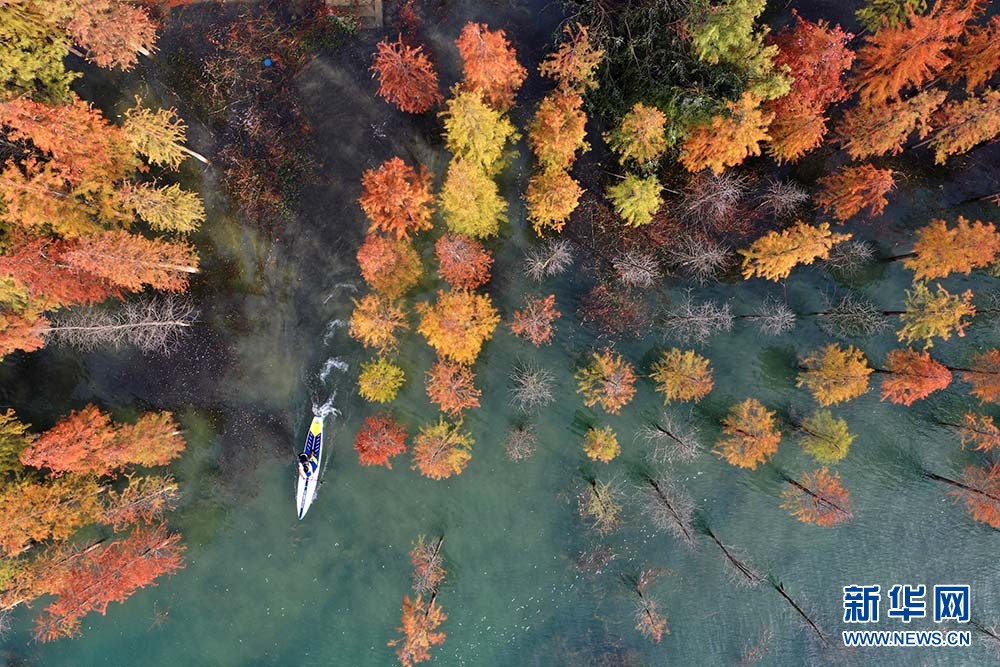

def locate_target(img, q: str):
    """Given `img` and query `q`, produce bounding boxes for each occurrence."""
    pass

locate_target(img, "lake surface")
[2,1,999,665]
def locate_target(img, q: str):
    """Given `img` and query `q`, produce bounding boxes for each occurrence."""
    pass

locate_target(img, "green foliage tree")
[856,0,927,33]
[798,410,854,463]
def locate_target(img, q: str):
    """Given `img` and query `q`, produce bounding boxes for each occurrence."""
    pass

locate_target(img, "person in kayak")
[298,453,317,478]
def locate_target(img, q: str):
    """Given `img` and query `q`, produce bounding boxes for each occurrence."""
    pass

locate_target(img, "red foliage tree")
[815,164,895,222]
[0,235,120,309]
[354,413,408,468]
[63,231,199,293]
[455,22,527,110]
[21,406,185,477]
[781,468,853,527]
[371,37,443,114]
[578,284,650,338]
[510,294,560,346]
[880,348,952,405]
[945,463,1000,528]
[962,349,1000,404]
[359,157,435,239]
[356,234,423,298]
[852,0,978,105]
[434,234,493,290]
[34,525,185,641]
[764,13,854,162]
[425,360,481,417]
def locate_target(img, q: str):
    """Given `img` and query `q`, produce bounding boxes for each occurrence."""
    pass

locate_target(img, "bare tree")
[974,621,1000,659]
[660,291,733,344]
[637,411,702,463]
[524,239,573,281]
[757,180,809,218]
[739,625,775,665]
[627,569,669,642]
[748,297,796,336]
[505,424,537,461]
[824,239,875,276]
[636,474,696,548]
[665,233,732,284]
[44,296,197,353]
[578,476,624,535]
[508,363,556,412]
[815,293,889,339]
[613,249,661,289]
[704,526,763,589]
[680,172,750,226]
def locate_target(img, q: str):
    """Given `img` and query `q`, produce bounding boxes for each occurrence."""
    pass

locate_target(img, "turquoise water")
[3,2,1000,666]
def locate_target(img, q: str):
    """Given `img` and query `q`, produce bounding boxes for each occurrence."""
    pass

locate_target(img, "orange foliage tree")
[66,0,159,70]
[904,216,1000,280]
[764,13,854,163]
[0,309,48,357]
[20,406,184,476]
[575,349,637,415]
[434,234,493,290]
[0,475,104,556]
[739,222,852,280]
[797,344,873,406]
[952,412,1000,451]
[99,475,179,531]
[455,22,526,110]
[836,89,946,160]
[371,37,442,114]
[852,0,977,106]
[928,89,1000,164]
[538,23,603,92]
[509,294,560,346]
[649,348,713,403]
[815,163,895,222]
[354,413,408,468]
[781,468,853,527]
[33,525,184,642]
[349,294,408,354]
[715,398,781,469]
[359,157,435,238]
[356,234,423,298]
[679,93,772,174]
[945,15,1000,92]
[962,350,1000,404]
[880,348,952,405]
[411,418,473,480]
[525,167,583,235]
[425,360,481,417]
[388,594,447,667]
[62,231,198,292]
[416,290,500,365]
[410,535,446,596]
[528,91,588,171]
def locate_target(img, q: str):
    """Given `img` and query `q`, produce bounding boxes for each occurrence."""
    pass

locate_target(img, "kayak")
[296,416,323,520]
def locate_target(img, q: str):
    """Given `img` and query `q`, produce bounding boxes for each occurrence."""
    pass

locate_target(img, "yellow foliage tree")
[739,222,852,281]
[576,349,637,414]
[929,89,1000,165]
[797,344,873,406]
[898,282,975,349]
[438,159,507,238]
[411,418,473,480]
[606,102,668,166]
[358,357,406,403]
[606,174,661,227]
[416,290,500,365]
[678,93,772,174]
[583,425,620,463]
[538,23,604,92]
[440,90,516,173]
[649,348,714,403]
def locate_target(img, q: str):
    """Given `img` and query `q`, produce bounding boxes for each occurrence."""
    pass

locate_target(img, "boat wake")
[312,391,340,420]
[319,356,349,382]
